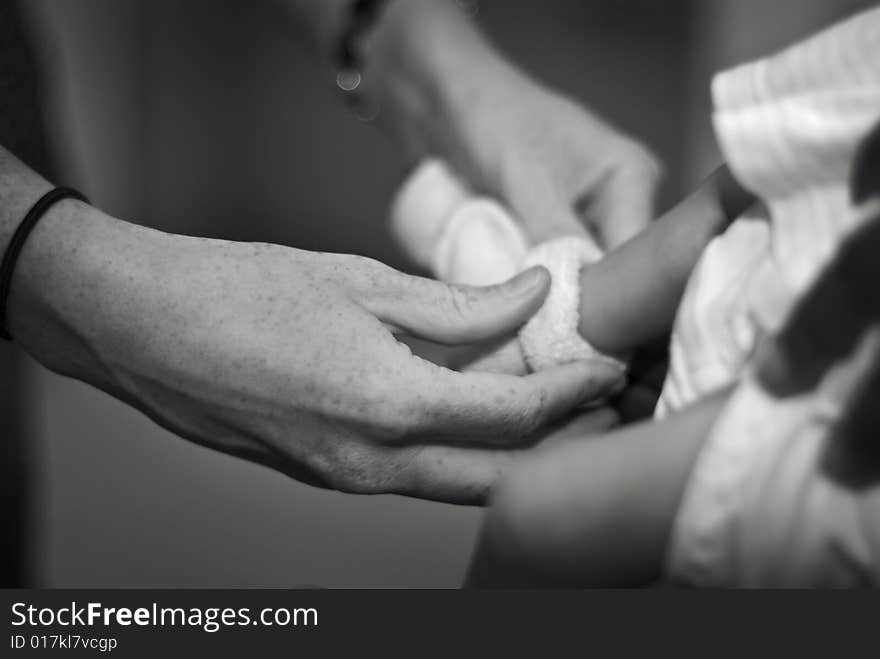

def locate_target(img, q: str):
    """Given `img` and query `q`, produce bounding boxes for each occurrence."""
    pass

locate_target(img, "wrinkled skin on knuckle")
[311,251,394,294]
[502,385,548,440]
[336,370,424,445]
[373,445,426,497]
[523,386,551,435]
[431,379,548,446]
[300,339,412,432]
[443,284,480,321]
[350,255,396,288]
[370,393,427,444]
[304,431,400,495]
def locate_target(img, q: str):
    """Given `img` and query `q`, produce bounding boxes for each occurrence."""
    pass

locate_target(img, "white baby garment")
[662,6,880,586]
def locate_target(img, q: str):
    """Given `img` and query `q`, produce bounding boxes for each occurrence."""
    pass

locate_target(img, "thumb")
[369,266,552,344]
[583,160,659,250]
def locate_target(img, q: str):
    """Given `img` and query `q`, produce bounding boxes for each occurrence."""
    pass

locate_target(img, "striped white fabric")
[663,7,880,586]
[658,6,880,417]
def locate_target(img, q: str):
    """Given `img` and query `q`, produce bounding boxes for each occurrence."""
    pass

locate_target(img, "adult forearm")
[0,145,167,393]
[365,0,510,156]
[0,147,53,256]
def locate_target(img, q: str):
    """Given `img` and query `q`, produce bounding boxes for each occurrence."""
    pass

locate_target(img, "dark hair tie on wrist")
[0,186,89,341]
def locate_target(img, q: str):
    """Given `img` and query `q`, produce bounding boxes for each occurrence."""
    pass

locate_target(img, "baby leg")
[466,389,730,587]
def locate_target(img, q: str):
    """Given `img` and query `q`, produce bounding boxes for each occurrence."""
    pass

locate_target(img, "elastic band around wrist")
[0,186,89,341]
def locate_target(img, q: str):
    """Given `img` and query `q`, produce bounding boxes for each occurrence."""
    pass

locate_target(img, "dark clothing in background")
[0,4,53,174]
[0,0,54,587]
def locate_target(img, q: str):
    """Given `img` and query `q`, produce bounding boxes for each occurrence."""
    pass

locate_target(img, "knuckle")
[380,447,424,496]
[366,394,425,444]
[507,386,549,439]
[344,253,385,273]
[369,415,410,445]
[630,145,664,182]
[335,255,398,293]
[444,284,478,319]
[307,437,391,495]
[348,369,408,422]
[612,137,662,180]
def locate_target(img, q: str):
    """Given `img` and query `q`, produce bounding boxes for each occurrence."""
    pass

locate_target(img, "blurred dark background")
[2,0,873,587]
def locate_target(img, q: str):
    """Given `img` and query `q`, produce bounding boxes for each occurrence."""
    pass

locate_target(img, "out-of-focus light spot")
[336,69,361,92]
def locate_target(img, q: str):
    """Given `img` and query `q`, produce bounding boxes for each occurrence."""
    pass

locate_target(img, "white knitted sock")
[390,159,625,374]
[390,159,472,273]
[519,236,625,372]
[433,199,529,285]
[391,158,529,285]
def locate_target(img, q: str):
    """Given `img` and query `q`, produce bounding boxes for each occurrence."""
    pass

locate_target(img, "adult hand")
[367,0,661,249]
[10,207,624,505]
[443,67,662,248]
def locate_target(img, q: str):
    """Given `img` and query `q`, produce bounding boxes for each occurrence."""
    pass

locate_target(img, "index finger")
[402,358,626,443]
[586,150,662,249]
[390,407,620,505]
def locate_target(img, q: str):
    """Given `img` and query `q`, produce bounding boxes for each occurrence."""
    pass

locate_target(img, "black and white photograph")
[1,0,879,624]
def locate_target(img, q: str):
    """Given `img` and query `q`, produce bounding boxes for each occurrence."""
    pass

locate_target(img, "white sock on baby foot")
[433,199,529,285]
[390,159,625,376]
[519,236,627,373]
[390,159,530,375]
[390,159,473,273]
[390,158,529,285]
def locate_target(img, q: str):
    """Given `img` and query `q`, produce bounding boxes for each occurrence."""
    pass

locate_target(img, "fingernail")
[579,360,627,402]
[607,374,628,397]
[505,266,549,297]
